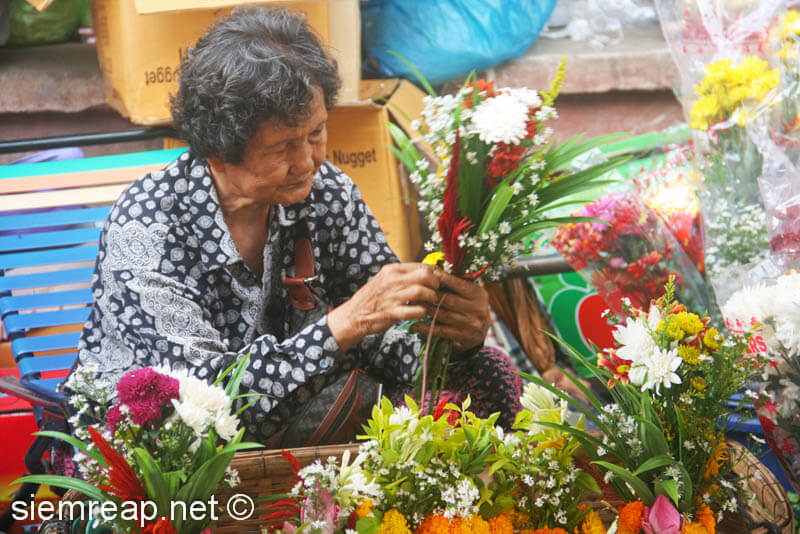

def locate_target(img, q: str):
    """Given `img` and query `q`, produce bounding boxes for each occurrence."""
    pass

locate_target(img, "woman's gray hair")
[170,5,341,164]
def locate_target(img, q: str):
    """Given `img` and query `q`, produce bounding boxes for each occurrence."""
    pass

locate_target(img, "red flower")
[437,131,474,276]
[598,349,633,387]
[116,368,180,427]
[485,143,526,186]
[432,393,460,426]
[139,518,176,534]
[462,79,496,108]
[88,426,147,504]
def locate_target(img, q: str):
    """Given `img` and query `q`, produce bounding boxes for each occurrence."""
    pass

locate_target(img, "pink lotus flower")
[642,494,683,534]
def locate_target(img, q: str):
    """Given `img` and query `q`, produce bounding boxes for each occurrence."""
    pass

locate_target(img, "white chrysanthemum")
[639,347,682,395]
[504,87,542,108]
[469,93,529,144]
[172,401,213,437]
[613,315,657,364]
[214,409,239,442]
[772,273,800,354]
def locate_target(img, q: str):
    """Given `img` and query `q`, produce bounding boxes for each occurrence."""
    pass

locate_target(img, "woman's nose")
[289,139,315,175]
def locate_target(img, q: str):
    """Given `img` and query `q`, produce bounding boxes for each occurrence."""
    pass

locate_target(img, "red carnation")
[117,367,180,427]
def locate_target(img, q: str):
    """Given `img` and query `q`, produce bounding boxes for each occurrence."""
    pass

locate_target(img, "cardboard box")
[90,0,360,125]
[164,79,427,261]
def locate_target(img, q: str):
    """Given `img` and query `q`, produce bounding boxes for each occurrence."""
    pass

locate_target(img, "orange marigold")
[379,509,411,534]
[681,523,709,534]
[696,504,715,534]
[702,441,728,481]
[487,512,514,534]
[579,510,606,534]
[414,513,450,534]
[518,528,569,534]
[618,501,645,534]
[356,499,373,519]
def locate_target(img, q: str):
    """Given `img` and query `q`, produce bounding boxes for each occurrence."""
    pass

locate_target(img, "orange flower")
[618,501,645,534]
[696,504,715,534]
[518,528,569,534]
[681,523,709,534]
[702,441,728,481]
[139,518,176,534]
[579,510,606,534]
[356,498,373,519]
[487,512,514,534]
[414,513,450,534]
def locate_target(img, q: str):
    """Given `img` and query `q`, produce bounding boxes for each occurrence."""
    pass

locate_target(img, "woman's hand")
[328,263,441,353]
[411,270,490,353]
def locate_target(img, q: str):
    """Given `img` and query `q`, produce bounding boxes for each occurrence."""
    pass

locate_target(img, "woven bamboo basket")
[581,439,795,534]
[214,443,360,534]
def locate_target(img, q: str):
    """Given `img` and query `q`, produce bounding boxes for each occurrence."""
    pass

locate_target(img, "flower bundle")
[265,392,603,534]
[389,61,629,406]
[391,62,629,282]
[20,357,261,534]
[551,191,715,318]
[723,271,800,490]
[525,279,765,529]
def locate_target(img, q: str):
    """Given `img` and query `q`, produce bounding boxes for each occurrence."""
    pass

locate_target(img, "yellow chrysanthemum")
[703,327,721,349]
[692,377,708,392]
[487,512,514,534]
[379,509,411,534]
[579,510,606,534]
[674,311,704,336]
[782,9,800,40]
[690,56,779,130]
[423,251,445,266]
[537,436,564,451]
[415,513,450,534]
[356,498,373,519]
[678,345,701,366]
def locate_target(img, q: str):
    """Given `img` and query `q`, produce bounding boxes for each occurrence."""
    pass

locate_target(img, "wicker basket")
[581,439,795,534]
[214,443,360,534]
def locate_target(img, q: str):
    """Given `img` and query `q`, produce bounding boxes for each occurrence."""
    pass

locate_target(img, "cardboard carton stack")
[86,0,426,262]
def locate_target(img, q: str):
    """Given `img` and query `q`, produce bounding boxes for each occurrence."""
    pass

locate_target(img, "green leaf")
[633,454,675,476]
[33,430,106,467]
[654,479,680,506]
[637,417,670,457]
[133,448,171,513]
[477,183,514,235]
[546,133,629,172]
[356,515,381,534]
[537,155,630,207]
[14,474,107,502]
[574,471,602,495]
[594,461,655,504]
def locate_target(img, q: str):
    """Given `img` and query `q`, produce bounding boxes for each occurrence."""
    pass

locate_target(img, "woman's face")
[213,87,328,207]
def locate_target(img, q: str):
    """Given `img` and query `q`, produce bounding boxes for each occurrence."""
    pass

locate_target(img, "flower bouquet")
[17,357,261,534]
[263,391,606,534]
[551,191,716,319]
[388,59,630,405]
[723,271,800,491]
[524,279,767,532]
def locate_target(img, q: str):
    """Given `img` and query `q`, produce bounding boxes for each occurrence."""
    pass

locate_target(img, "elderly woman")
[70,5,522,444]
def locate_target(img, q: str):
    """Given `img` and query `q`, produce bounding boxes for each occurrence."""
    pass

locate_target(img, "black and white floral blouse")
[72,150,421,442]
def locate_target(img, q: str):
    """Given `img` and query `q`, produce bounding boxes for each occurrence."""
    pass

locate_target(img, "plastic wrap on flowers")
[654,0,783,305]
[635,143,705,274]
[722,270,800,492]
[552,191,717,320]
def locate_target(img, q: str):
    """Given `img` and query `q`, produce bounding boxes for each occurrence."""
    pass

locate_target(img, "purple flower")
[116,367,180,427]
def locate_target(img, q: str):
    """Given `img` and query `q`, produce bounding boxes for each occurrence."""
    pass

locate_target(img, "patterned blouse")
[73,150,421,442]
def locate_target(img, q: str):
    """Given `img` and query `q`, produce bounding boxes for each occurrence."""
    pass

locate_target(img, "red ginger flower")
[88,426,147,504]
[139,517,177,534]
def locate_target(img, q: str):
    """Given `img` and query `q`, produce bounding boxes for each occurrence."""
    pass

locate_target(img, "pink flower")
[106,404,124,432]
[642,495,682,534]
[297,486,340,534]
[116,367,180,427]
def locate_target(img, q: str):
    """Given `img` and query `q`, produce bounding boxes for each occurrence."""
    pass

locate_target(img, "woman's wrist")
[327,303,361,354]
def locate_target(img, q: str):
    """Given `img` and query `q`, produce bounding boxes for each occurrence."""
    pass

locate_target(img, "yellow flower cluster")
[781,9,800,60]
[578,510,606,534]
[689,56,779,130]
[659,311,704,341]
[379,509,411,534]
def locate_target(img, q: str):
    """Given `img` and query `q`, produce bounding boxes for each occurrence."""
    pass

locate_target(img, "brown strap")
[306,369,365,446]
[283,224,316,311]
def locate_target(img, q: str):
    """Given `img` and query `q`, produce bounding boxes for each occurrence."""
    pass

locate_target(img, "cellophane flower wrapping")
[722,270,800,491]
[552,191,716,319]
[654,0,788,306]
